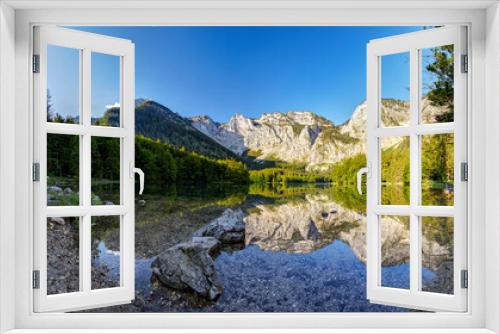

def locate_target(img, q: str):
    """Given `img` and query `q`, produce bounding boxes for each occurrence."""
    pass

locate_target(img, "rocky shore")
[151,209,246,300]
[47,217,120,295]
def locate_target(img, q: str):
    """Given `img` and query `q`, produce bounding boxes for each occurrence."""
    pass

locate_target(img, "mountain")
[189,97,450,171]
[101,99,253,163]
[189,110,356,170]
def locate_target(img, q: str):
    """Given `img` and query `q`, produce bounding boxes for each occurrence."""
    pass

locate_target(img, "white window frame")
[33,26,136,312]
[1,1,499,333]
[366,26,467,312]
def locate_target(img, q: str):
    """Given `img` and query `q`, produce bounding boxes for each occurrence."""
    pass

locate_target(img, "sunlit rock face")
[189,98,449,171]
[243,194,451,270]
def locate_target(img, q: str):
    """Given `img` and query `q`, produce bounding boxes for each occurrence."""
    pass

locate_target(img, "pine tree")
[423,28,454,122]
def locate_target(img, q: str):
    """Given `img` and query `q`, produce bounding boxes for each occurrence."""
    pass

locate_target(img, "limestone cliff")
[189,98,449,170]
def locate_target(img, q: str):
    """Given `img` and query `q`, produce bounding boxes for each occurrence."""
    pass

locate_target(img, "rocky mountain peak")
[257,111,334,127]
[187,98,450,171]
[225,113,257,135]
[135,98,151,107]
[188,114,221,137]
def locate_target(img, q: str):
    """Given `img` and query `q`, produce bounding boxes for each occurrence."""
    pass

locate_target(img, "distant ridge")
[100,99,261,165]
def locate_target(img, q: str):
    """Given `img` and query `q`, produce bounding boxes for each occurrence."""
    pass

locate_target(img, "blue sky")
[48,26,424,125]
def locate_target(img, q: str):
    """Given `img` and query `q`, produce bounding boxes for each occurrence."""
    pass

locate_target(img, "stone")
[47,186,63,195]
[63,187,72,195]
[151,243,223,300]
[103,201,114,205]
[48,217,66,225]
[193,208,245,244]
[138,200,146,206]
[191,237,219,258]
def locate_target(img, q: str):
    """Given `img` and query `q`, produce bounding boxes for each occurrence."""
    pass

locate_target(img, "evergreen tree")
[423,27,454,122]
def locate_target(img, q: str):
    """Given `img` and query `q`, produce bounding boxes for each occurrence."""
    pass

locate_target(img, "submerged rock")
[152,243,223,301]
[193,208,245,244]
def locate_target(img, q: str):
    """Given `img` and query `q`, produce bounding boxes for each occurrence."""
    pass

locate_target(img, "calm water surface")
[83,183,454,312]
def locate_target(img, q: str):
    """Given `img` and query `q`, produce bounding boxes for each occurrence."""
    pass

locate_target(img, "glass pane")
[47,133,80,206]
[421,45,454,124]
[421,133,454,206]
[91,137,121,205]
[91,216,121,290]
[381,137,410,205]
[47,216,80,295]
[91,52,120,127]
[421,217,454,295]
[381,52,410,127]
[47,45,80,124]
[381,215,410,289]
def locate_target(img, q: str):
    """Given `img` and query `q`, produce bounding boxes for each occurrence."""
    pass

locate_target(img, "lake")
[74,182,454,312]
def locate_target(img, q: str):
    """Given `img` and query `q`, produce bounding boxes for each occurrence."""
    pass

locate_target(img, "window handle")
[129,162,145,195]
[357,162,372,195]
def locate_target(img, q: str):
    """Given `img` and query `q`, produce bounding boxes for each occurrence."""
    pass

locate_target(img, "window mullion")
[82,47,92,294]
[409,47,420,294]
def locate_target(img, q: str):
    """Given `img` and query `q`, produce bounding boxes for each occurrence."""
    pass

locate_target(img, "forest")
[249,168,330,185]
[329,133,454,189]
[46,116,250,187]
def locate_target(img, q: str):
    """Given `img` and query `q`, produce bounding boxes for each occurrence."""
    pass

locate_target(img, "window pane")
[421,217,454,295]
[380,52,410,127]
[47,45,80,124]
[91,137,121,206]
[91,216,121,290]
[47,133,80,206]
[421,133,454,206]
[421,45,454,124]
[47,217,80,295]
[381,137,410,205]
[381,215,410,290]
[91,52,120,127]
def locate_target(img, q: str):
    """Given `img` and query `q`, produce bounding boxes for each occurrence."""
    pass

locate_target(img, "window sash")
[366,26,467,312]
[33,25,136,313]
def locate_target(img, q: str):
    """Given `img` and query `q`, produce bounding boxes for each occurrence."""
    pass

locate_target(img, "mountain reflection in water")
[85,183,453,312]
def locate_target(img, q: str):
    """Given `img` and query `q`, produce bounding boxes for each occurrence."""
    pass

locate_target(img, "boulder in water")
[151,243,223,300]
[191,236,220,258]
